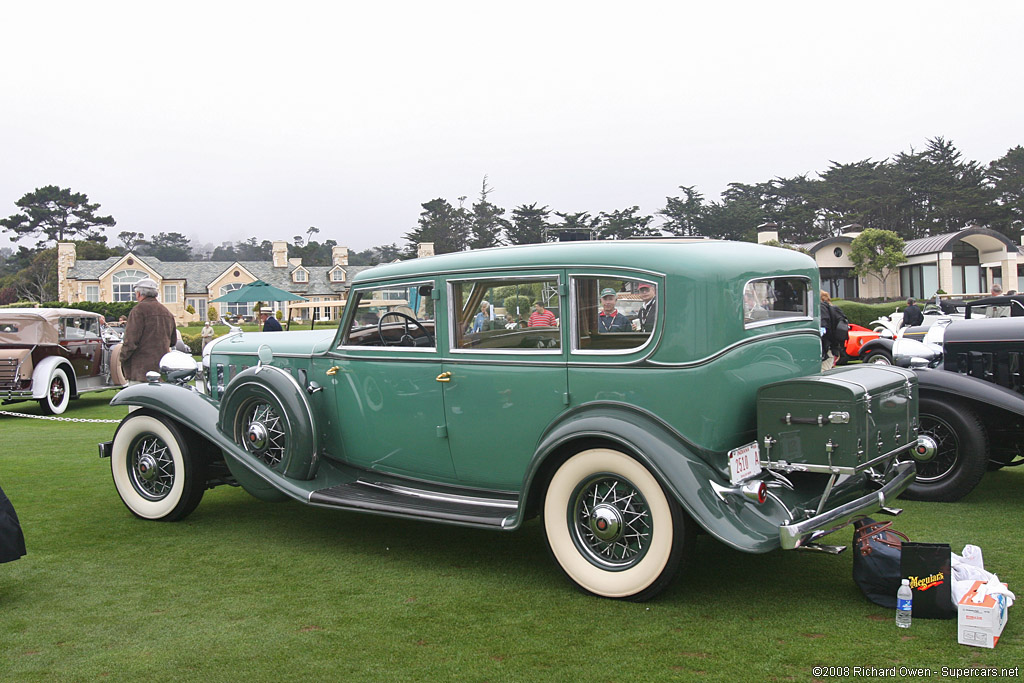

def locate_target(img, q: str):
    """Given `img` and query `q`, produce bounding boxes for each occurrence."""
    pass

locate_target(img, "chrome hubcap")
[589,504,623,542]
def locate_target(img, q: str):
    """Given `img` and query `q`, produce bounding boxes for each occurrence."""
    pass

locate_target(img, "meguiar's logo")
[909,573,944,591]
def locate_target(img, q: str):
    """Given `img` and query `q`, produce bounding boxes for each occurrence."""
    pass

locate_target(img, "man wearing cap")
[635,282,657,333]
[598,288,631,332]
[120,277,177,384]
[260,309,282,332]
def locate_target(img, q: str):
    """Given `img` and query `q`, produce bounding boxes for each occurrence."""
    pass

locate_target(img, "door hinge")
[436,425,448,438]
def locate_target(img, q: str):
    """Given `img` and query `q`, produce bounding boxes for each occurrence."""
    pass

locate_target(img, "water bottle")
[896,578,912,628]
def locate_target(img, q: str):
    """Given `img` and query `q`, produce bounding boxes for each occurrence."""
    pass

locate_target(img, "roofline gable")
[97,253,162,281]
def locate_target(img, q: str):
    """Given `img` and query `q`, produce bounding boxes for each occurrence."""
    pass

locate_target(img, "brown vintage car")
[1,308,125,414]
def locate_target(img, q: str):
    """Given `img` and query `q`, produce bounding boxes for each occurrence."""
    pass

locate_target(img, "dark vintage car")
[99,241,930,600]
[903,316,1024,502]
[1,308,126,414]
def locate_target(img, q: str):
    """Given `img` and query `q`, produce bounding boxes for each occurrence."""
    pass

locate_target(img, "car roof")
[351,240,815,285]
[0,308,105,323]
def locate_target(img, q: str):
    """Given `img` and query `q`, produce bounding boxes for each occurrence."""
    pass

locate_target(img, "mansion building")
[57,240,374,323]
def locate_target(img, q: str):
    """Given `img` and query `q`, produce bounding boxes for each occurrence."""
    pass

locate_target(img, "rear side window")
[743,277,811,327]
[572,276,656,352]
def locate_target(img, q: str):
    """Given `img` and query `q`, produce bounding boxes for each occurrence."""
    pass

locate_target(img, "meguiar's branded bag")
[901,542,956,619]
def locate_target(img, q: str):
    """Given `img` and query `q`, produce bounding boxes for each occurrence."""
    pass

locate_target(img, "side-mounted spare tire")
[218,366,320,481]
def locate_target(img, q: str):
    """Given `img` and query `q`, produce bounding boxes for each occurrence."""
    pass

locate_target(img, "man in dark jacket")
[120,278,177,383]
[901,298,924,328]
[260,310,282,332]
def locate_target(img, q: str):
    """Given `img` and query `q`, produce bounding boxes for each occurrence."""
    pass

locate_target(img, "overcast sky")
[2,1,1022,253]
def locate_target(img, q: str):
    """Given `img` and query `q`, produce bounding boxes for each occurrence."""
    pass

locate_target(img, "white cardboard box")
[958,580,1009,648]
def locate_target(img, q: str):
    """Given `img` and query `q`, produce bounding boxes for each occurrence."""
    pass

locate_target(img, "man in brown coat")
[120,278,177,383]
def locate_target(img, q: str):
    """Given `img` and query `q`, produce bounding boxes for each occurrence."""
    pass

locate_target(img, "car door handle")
[436,372,452,383]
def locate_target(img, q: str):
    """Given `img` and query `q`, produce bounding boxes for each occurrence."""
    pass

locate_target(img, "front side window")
[85,285,100,302]
[163,284,178,303]
[112,269,148,302]
[341,282,435,349]
[572,277,655,352]
[450,276,560,352]
[743,277,811,327]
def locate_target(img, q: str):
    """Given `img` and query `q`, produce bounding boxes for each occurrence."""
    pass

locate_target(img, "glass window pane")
[450,277,560,351]
[572,277,655,352]
[342,284,435,349]
[743,277,810,327]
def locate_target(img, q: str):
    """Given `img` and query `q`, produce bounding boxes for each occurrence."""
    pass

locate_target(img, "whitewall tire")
[40,367,71,415]
[110,414,207,521]
[542,448,691,601]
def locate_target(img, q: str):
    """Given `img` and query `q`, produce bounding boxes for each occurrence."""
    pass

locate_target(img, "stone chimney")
[272,241,289,268]
[57,242,76,302]
[756,223,779,244]
[332,245,349,266]
[417,242,435,259]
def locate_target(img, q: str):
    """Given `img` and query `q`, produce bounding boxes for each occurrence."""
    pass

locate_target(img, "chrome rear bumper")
[779,460,916,550]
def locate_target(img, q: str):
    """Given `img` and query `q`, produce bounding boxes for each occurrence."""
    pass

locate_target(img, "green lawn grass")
[1,391,1020,681]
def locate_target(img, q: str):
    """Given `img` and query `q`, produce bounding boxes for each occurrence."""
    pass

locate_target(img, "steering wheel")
[377,311,433,347]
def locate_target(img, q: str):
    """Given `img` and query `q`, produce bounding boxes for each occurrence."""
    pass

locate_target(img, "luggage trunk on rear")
[757,365,918,474]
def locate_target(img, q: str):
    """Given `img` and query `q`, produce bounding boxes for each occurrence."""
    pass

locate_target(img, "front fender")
[916,368,1024,418]
[109,383,309,502]
[522,402,783,553]
[31,355,76,398]
[859,337,894,356]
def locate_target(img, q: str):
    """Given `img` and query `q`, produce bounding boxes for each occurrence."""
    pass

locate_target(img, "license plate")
[728,442,762,484]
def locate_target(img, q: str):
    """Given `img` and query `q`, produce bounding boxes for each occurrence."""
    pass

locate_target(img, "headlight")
[159,350,199,385]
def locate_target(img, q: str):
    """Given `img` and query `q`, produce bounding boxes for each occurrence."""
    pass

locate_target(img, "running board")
[308,480,518,529]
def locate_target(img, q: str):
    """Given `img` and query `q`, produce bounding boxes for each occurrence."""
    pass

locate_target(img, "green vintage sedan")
[100,240,930,600]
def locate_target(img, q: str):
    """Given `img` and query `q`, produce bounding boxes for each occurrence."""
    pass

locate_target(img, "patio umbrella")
[210,280,308,304]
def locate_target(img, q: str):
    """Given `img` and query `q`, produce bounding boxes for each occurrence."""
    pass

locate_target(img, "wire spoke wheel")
[129,434,176,500]
[571,475,652,569]
[239,400,287,468]
[543,448,692,601]
[111,413,207,521]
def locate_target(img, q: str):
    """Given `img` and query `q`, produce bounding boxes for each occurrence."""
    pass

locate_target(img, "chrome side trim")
[359,481,518,509]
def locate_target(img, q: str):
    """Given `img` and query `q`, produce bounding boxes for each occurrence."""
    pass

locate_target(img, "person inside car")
[598,288,631,332]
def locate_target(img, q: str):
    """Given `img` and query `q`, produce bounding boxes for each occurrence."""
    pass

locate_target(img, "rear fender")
[519,402,782,553]
[31,355,76,398]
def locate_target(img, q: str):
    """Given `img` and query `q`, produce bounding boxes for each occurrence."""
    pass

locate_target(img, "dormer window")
[293,269,308,283]
[331,268,345,282]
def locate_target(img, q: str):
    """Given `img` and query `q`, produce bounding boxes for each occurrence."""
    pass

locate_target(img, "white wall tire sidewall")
[111,415,186,520]
[47,367,70,414]
[543,448,674,599]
